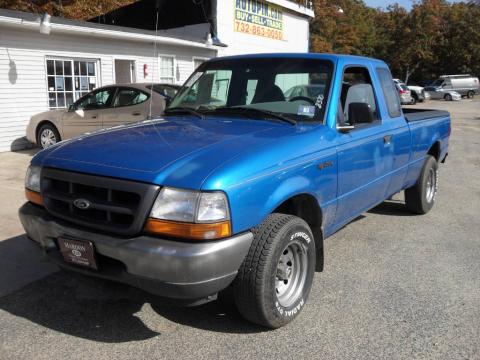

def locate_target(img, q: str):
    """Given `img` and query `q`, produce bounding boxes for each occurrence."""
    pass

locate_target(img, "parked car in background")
[424,86,462,101]
[393,79,429,104]
[146,84,181,103]
[27,83,170,149]
[429,74,479,98]
[395,83,414,104]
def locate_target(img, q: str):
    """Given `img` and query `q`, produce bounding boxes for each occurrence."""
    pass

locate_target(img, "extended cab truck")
[19,54,450,329]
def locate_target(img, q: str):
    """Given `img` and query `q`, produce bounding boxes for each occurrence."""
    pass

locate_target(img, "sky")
[364,0,464,10]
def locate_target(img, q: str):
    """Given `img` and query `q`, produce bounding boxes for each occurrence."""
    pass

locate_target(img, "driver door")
[62,87,116,139]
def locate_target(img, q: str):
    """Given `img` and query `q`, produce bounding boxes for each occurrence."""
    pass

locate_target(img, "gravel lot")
[0,99,479,359]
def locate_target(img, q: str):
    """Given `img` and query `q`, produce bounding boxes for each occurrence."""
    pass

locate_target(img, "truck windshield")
[168,58,333,123]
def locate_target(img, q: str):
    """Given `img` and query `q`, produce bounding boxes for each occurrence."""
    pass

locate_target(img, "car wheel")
[467,91,474,99]
[37,123,60,149]
[405,155,438,214]
[233,213,316,328]
[411,95,417,105]
[444,94,452,101]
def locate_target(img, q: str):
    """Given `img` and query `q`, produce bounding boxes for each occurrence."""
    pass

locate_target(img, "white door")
[115,60,136,84]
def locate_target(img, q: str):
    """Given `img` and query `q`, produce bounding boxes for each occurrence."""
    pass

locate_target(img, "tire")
[37,123,60,149]
[444,94,452,101]
[411,96,417,105]
[405,155,438,214]
[467,91,474,99]
[233,213,316,328]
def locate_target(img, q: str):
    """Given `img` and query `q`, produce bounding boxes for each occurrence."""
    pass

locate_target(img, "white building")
[0,1,313,152]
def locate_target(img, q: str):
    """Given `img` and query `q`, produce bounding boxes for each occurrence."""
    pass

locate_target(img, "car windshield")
[168,58,333,123]
[146,84,179,98]
[431,79,444,87]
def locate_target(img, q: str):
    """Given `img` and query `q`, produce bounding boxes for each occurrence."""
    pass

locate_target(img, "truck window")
[376,67,402,118]
[339,66,379,126]
[169,58,334,123]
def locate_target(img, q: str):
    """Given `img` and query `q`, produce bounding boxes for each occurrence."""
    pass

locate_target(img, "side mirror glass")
[348,102,375,125]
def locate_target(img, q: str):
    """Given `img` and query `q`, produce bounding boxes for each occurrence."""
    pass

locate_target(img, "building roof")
[0,8,221,49]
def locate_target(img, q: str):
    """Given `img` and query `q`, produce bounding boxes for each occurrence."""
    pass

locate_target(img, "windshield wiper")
[164,107,204,120]
[208,106,297,126]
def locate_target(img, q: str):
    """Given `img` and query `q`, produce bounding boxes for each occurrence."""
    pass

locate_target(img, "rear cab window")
[376,67,402,118]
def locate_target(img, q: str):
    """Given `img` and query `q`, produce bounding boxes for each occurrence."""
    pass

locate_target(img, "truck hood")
[36,117,297,188]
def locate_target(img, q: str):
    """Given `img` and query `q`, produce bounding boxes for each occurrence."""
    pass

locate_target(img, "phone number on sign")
[235,21,283,40]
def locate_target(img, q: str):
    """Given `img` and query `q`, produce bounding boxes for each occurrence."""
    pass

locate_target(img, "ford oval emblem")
[71,249,82,257]
[73,198,91,210]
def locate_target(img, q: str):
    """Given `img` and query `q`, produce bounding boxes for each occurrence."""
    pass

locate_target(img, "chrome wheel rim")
[425,168,436,203]
[40,129,56,148]
[276,240,308,308]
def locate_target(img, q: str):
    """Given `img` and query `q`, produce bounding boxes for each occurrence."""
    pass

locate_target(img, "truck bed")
[402,108,450,122]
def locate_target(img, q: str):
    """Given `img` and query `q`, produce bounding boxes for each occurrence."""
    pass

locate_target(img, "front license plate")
[57,237,97,270]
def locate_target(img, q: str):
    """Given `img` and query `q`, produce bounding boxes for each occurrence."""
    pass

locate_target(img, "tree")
[0,0,136,20]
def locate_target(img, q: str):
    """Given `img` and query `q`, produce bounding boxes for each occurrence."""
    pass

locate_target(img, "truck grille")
[41,168,159,236]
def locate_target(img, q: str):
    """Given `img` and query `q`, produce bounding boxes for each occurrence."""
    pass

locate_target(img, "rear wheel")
[37,123,60,149]
[467,90,475,99]
[233,214,316,328]
[411,94,417,105]
[405,155,438,214]
[444,94,452,101]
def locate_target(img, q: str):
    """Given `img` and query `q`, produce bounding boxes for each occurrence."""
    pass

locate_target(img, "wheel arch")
[36,120,61,143]
[273,193,324,272]
[427,141,441,162]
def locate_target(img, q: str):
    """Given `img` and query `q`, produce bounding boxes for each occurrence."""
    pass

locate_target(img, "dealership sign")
[234,0,283,40]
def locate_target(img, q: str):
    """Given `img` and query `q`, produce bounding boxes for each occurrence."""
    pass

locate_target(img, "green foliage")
[310,0,480,83]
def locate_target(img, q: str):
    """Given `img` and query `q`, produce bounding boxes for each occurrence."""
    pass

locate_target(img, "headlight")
[145,187,231,240]
[25,165,43,206]
[25,165,41,192]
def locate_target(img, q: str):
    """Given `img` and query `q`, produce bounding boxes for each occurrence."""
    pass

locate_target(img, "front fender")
[209,151,338,235]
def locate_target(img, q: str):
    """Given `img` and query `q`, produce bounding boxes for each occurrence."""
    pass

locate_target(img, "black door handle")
[132,112,141,116]
[384,134,392,144]
[91,115,97,119]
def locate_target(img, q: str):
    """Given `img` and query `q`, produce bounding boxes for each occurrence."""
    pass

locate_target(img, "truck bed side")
[403,108,451,189]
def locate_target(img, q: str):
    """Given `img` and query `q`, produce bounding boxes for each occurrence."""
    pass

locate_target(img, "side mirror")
[348,102,375,125]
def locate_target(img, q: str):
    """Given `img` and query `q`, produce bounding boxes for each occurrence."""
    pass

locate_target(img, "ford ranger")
[19,54,450,328]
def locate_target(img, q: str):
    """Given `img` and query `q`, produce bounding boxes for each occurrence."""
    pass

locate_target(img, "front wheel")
[405,155,438,214]
[37,123,60,149]
[233,214,316,328]
[444,94,452,101]
[467,90,475,99]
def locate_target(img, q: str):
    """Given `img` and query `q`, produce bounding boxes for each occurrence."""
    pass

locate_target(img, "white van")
[429,75,479,98]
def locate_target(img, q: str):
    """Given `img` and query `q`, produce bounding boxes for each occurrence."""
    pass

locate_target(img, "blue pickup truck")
[19,53,450,328]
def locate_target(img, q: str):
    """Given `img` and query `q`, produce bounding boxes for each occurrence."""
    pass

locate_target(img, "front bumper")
[19,202,253,303]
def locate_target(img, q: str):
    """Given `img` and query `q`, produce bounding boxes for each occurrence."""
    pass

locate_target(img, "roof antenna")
[148,1,160,120]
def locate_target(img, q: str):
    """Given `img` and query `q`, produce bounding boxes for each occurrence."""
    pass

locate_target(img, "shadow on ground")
[0,235,263,343]
[0,200,413,342]
[368,199,412,216]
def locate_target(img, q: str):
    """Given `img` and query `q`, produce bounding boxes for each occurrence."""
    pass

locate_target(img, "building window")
[159,56,175,83]
[46,58,99,109]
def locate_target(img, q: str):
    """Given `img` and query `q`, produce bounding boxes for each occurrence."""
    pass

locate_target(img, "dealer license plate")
[57,237,98,270]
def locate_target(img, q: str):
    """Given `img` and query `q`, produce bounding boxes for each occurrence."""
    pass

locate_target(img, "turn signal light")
[25,189,44,206]
[144,218,231,240]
